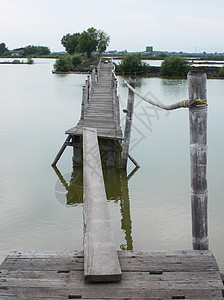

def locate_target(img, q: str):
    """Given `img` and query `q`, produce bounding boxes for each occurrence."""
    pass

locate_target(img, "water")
[113,58,224,67]
[0,59,224,273]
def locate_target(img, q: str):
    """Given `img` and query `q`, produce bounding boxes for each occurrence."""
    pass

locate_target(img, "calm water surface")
[0,59,224,272]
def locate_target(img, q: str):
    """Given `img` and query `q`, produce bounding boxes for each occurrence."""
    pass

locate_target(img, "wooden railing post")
[121,75,136,170]
[97,58,101,82]
[81,85,86,120]
[187,70,208,250]
[87,75,90,103]
[91,68,96,95]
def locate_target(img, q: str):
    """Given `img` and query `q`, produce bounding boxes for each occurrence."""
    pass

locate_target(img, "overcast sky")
[1,0,224,53]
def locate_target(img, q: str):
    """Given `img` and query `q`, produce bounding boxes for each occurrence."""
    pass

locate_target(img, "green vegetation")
[0,43,8,57]
[160,55,191,77]
[54,55,71,72]
[53,54,84,72]
[24,45,50,56]
[71,53,83,66]
[12,59,21,64]
[61,33,81,55]
[219,66,224,77]
[27,56,34,64]
[61,27,110,58]
[115,53,149,73]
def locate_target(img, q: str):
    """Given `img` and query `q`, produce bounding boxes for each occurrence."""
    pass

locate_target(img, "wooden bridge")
[1,60,224,299]
[52,60,124,169]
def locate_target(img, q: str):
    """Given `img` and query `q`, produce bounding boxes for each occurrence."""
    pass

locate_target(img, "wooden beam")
[83,127,122,282]
[51,135,72,166]
[188,70,208,250]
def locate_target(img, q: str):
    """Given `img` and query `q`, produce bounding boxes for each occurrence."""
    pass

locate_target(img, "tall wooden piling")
[121,75,136,169]
[187,70,208,250]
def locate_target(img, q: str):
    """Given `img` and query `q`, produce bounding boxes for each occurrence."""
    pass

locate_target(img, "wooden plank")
[0,250,223,299]
[83,128,122,282]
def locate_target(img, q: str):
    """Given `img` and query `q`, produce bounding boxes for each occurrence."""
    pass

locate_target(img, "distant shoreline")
[0,61,26,64]
[53,65,223,79]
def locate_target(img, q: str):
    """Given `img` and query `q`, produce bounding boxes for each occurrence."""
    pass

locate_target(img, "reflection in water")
[53,166,83,206]
[120,75,143,88]
[53,165,138,250]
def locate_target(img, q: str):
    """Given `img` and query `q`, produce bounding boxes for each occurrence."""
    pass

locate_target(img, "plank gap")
[58,270,70,273]
[172,297,185,299]
[68,296,82,299]
[149,271,163,275]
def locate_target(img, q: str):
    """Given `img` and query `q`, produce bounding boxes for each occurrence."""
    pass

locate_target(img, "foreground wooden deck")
[0,250,223,299]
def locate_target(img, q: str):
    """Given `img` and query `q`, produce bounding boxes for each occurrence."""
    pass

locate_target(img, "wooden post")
[91,68,96,95]
[188,70,208,250]
[87,75,90,103]
[81,86,85,119]
[107,140,116,168]
[121,75,136,169]
[73,136,82,167]
[120,170,133,250]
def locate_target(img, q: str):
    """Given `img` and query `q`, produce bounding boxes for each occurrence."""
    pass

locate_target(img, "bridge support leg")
[188,70,208,250]
[73,136,82,167]
[107,140,116,167]
[121,75,136,170]
[51,135,72,166]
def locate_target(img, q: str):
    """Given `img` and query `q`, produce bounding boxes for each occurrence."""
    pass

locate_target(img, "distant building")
[146,46,153,53]
[12,48,25,56]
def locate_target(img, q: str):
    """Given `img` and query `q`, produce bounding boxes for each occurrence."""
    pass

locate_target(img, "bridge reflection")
[53,166,138,251]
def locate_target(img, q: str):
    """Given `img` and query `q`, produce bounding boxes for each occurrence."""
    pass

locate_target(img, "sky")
[1,0,224,53]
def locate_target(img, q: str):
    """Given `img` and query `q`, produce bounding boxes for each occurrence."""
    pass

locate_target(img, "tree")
[0,43,8,57]
[219,66,224,77]
[54,54,83,72]
[24,45,37,56]
[61,33,81,55]
[97,30,110,53]
[61,27,110,58]
[71,53,83,67]
[24,45,50,56]
[160,55,191,77]
[36,46,50,55]
[116,53,149,73]
[77,27,98,58]
[78,27,110,57]
[54,55,72,72]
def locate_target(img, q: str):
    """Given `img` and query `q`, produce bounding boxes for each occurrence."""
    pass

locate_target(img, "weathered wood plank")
[1,250,223,299]
[83,128,122,282]
[0,284,223,300]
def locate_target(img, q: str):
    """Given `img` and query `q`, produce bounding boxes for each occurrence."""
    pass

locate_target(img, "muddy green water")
[0,59,224,272]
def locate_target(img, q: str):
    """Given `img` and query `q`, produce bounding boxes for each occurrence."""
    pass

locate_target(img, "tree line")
[0,43,50,57]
